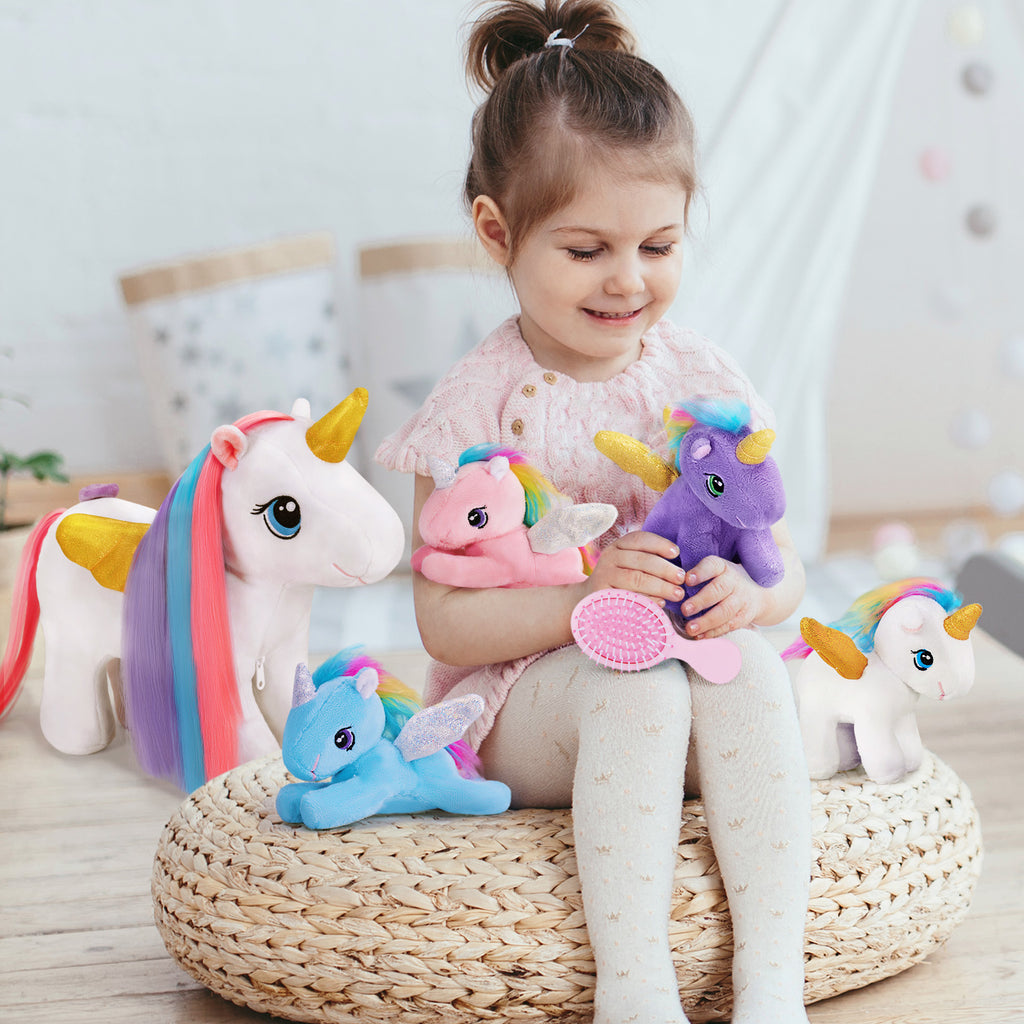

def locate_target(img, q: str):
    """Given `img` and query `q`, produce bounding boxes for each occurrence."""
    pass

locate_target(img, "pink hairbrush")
[571,589,742,684]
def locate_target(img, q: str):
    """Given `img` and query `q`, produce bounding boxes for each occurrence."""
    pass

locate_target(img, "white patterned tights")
[477,632,812,1024]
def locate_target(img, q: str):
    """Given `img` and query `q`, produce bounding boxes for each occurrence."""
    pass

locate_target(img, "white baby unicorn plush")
[783,579,982,784]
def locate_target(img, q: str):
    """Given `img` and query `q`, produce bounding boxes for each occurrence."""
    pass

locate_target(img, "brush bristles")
[572,590,669,670]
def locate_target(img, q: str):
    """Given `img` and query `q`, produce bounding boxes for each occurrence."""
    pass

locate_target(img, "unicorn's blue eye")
[334,727,355,750]
[705,474,725,498]
[912,649,934,671]
[253,496,301,539]
[468,507,488,529]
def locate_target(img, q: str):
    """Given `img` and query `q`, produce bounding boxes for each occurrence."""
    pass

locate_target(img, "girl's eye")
[912,649,934,671]
[567,248,601,262]
[253,495,301,539]
[642,243,675,257]
[468,507,488,529]
[705,474,725,498]
[334,727,356,750]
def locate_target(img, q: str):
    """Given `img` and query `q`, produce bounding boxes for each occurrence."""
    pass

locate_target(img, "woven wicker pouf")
[153,750,981,1023]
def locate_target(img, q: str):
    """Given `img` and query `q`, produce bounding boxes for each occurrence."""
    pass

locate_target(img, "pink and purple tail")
[0,510,64,721]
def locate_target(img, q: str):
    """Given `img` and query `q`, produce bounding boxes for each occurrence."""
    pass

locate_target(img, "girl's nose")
[604,256,644,297]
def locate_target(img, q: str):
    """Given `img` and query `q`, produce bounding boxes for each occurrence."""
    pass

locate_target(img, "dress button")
[543,372,558,385]
[522,384,537,397]
[511,418,525,436]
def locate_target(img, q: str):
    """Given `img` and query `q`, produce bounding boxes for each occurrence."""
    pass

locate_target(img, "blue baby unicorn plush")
[276,650,511,830]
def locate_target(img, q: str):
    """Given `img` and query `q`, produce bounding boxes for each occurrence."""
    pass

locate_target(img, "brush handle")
[664,632,742,685]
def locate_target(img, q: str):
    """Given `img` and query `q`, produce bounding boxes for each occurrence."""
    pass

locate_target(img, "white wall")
[829,0,1024,519]
[1,0,477,471]
[2,0,1023,526]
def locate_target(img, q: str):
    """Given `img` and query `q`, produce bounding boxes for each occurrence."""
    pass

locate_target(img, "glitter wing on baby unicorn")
[413,444,617,588]
[0,390,405,792]
[277,648,511,830]
[595,396,786,619]
[782,579,982,784]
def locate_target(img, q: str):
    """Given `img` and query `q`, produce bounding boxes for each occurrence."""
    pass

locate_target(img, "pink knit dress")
[375,316,773,748]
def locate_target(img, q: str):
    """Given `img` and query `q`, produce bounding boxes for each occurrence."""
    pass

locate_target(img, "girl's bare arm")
[411,473,684,666]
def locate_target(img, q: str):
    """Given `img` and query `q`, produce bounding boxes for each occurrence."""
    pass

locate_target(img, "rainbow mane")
[782,578,963,662]
[458,443,569,527]
[312,646,482,779]
[665,397,752,469]
[122,411,292,792]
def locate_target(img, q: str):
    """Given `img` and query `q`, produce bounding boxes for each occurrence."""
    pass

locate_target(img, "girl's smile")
[584,307,645,321]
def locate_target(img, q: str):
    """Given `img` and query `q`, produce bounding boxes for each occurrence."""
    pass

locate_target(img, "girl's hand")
[678,556,768,639]
[584,530,687,605]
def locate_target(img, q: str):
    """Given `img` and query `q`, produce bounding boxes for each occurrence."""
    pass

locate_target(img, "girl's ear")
[472,195,512,267]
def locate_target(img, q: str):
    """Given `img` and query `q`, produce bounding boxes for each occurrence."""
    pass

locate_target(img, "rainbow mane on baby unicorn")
[782,578,965,662]
[0,390,404,792]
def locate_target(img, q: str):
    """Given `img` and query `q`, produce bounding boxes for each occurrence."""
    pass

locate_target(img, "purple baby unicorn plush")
[595,397,786,618]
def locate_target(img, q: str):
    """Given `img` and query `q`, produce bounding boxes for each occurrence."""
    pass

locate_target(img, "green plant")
[0,450,69,531]
[1,347,68,531]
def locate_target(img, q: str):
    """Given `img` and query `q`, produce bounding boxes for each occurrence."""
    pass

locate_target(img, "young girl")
[376,3,812,1022]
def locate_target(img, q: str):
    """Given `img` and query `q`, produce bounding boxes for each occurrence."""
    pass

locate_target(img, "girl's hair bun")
[466,0,637,91]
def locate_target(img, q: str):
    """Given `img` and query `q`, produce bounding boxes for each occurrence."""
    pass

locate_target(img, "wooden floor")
[1,632,1022,1024]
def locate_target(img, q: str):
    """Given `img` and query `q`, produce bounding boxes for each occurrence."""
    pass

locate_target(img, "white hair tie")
[545,25,588,49]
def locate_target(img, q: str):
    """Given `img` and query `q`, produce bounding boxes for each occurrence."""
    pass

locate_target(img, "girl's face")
[478,163,688,382]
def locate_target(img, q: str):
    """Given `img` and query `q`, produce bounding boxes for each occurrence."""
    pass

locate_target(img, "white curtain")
[672,1,922,561]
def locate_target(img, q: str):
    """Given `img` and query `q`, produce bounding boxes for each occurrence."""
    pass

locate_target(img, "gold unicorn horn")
[736,428,776,466]
[944,603,982,640]
[305,388,368,463]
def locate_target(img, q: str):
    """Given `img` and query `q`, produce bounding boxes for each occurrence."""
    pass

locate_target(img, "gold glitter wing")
[55,513,150,593]
[799,617,869,680]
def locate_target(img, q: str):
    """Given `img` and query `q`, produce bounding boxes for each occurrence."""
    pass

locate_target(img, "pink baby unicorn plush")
[414,444,617,589]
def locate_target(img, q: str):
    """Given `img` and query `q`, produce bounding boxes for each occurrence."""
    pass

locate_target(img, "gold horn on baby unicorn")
[0,391,404,793]
[734,426,776,466]
[783,578,981,784]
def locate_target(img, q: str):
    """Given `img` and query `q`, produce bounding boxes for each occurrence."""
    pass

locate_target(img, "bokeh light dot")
[962,61,994,95]
[943,519,988,572]
[997,532,1024,567]
[948,408,992,449]
[919,147,951,181]
[966,204,997,237]
[988,470,1024,517]
[998,333,1024,378]
[872,521,920,580]
[947,4,986,46]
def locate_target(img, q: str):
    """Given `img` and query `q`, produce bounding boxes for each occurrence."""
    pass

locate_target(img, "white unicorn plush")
[783,579,982,784]
[0,390,405,792]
